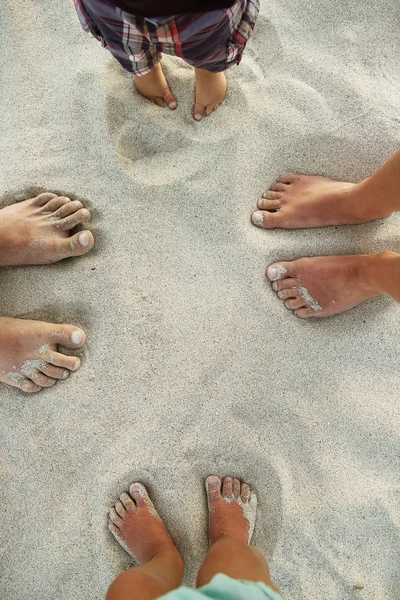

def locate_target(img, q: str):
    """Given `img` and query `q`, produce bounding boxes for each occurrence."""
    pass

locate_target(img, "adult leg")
[252,147,400,229]
[196,476,280,594]
[106,483,184,600]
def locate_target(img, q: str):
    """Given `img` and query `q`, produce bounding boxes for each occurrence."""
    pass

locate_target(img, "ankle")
[360,252,400,299]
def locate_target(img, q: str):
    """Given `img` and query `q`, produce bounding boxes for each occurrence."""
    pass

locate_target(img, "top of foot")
[134,64,177,109]
[0,192,94,266]
[251,173,392,230]
[206,475,257,546]
[193,69,226,121]
[266,255,385,318]
[0,317,86,392]
[108,483,179,564]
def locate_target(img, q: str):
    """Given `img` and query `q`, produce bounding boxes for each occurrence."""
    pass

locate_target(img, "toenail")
[252,211,264,226]
[74,201,82,208]
[71,330,83,345]
[257,198,263,208]
[194,113,202,121]
[78,231,90,247]
[62,370,70,379]
[272,281,278,291]
[267,266,278,280]
[81,209,90,218]
[169,101,177,109]
[262,192,268,199]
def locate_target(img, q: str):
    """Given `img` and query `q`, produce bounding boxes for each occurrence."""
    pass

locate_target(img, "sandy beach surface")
[1,0,399,598]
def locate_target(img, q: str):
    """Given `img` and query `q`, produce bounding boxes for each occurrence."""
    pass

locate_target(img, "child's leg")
[168,0,259,119]
[106,483,184,600]
[74,0,176,108]
[196,476,281,594]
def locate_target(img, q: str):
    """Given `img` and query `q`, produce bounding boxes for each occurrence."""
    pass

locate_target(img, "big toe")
[193,103,205,121]
[163,88,177,110]
[47,325,86,348]
[62,230,94,258]
[266,262,295,281]
[206,475,222,501]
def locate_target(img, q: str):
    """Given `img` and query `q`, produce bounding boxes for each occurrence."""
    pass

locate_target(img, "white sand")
[1,0,399,598]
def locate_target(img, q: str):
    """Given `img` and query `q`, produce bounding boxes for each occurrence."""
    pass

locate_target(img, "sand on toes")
[266,256,383,319]
[0,192,94,266]
[251,173,392,230]
[205,475,257,546]
[0,318,86,392]
[108,482,179,564]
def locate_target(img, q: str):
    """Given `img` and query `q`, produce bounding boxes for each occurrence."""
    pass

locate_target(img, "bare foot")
[194,69,226,121]
[251,173,393,230]
[134,64,177,109]
[266,255,385,318]
[205,476,257,546]
[0,318,86,392]
[0,192,94,266]
[108,482,180,564]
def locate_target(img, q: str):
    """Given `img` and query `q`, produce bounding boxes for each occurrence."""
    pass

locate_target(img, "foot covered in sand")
[267,255,385,318]
[205,475,257,546]
[0,192,93,266]
[193,69,226,121]
[251,173,393,229]
[108,483,181,564]
[0,318,86,392]
[134,64,177,109]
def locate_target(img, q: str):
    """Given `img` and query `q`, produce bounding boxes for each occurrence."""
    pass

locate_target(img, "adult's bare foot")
[266,254,390,318]
[108,482,181,565]
[0,318,86,392]
[0,192,94,266]
[193,69,226,121]
[205,475,257,546]
[251,173,393,230]
[134,64,177,109]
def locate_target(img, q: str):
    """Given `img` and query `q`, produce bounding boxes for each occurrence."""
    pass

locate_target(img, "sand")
[0,0,399,598]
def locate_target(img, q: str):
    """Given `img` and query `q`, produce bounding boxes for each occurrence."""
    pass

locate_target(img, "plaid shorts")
[74,0,259,75]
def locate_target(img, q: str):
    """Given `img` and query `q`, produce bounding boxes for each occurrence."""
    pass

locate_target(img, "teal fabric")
[159,574,283,600]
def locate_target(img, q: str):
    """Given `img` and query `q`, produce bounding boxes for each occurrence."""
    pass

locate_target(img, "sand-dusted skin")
[0,193,93,392]
[252,149,400,318]
[106,476,281,600]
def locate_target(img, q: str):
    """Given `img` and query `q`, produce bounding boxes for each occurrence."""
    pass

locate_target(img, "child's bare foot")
[0,192,94,266]
[194,69,226,121]
[251,174,393,230]
[134,64,177,109]
[108,482,181,564]
[0,318,86,392]
[205,476,257,546]
[266,254,387,318]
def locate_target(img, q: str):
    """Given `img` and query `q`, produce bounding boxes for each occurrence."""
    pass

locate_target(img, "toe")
[109,508,124,528]
[45,351,80,371]
[58,208,91,231]
[39,363,70,380]
[163,89,177,110]
[294,307,316,319]
[115,501,127,519]
[272,278,301,292]
[51,200,82,219]
[233,479,241,499]
[129,482,150,506]
[26,372,57,388]
[266,262,296,281]
[19,380,43,393]
[47,325,86,348]
[63,230,94,257]
[120,492,136,513]
[33,192,58,206]
[277,287,301,300]
[206,475,222,501]
[251,210,283,229]
[285,297,308,310]
[194,104,205,121]
[278,173,298,184]
[40,196,71,213]
[241,483,251,503]
[261,191,281,200]
[222,477,233,499]
[271,182,288,192]
[108,521,121,537]
[257,199,281,211]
